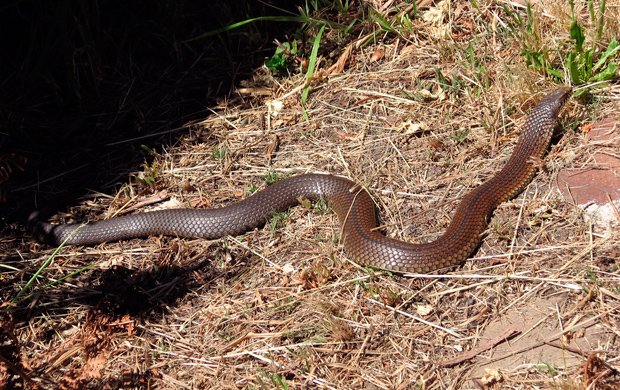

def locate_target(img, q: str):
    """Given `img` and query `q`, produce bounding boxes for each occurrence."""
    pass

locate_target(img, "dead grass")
[2,1,620,389]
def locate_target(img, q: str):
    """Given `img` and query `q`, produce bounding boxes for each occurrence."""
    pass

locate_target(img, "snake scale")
[31,87,571,273]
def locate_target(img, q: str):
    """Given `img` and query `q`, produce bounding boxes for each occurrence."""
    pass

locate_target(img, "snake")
[30,87,571,273]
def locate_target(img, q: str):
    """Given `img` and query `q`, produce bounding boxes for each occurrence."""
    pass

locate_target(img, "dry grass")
[2,1,620,389]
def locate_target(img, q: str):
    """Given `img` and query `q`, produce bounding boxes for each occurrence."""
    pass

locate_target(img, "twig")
[437,328,520,367]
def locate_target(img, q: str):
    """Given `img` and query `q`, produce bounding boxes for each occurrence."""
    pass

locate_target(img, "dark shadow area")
[0,244,253,388]
[0,0,302,224]
[1,249,247,322]
[0,2,302,383]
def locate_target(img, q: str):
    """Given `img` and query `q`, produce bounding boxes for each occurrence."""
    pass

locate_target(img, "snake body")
[31,88,571,273]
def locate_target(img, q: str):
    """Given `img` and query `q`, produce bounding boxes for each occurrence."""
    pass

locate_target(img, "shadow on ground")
[0,0,301,223]
[0,1,303,387]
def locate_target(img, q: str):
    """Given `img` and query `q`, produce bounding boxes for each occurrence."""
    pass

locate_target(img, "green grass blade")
[371,10,397,34]
[12,226,83,304]
[184,15,340,42]
[301,24,326,120]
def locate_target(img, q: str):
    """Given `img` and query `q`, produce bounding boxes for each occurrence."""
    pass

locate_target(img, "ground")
[1,1,620,389]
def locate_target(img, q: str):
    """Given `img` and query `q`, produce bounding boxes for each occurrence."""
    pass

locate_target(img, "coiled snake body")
[31,88,571,273]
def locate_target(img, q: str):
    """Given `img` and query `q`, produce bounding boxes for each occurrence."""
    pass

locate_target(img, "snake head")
[539,87,572,117]
[27,211,58,245]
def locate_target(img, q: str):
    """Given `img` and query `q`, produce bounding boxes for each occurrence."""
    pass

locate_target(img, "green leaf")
[590,62,618,82]
[569,20,585,53]
[434,67,450,89]
[593,38,620,71]
[184,15,344,43]
[546,67,563,80]
[584,49,593,79]
[371,11,397,33]
[288,40,298,56]
[523,50,544,70]
[502,4,523,30]
[265,54,287,73]
[566,52,582,84]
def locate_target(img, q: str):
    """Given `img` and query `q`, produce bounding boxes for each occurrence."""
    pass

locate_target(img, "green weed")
[585,268,599,284]
[536,362,559,377]
[313,196,331,214]
[504,0,619,94]
[12,227,94,305]
[247,182,259,194]
[265,40,299,74]
[263,170,281,185]
[564,0,618,88]
[449,128,470,144]
[138,146,162,186]
[274,296,300,315]
[212,144,229,160]
[257,369,289,390]
[268,211,290,232]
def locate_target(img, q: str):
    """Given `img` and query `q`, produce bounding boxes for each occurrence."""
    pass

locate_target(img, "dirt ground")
[2,1,619,389]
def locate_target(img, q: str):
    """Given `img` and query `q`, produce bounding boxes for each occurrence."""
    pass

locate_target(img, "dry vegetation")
[2,0,620,389]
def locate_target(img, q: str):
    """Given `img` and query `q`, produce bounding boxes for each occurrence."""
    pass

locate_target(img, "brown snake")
[31,88,571,273]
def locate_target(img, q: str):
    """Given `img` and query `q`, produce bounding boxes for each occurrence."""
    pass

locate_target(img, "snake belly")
[31,88,571,273]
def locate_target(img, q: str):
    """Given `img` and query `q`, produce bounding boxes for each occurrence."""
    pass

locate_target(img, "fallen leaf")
[416,304,433,316]
[370,48,385,62]
[582,123,593,133]
[480,368,502,385]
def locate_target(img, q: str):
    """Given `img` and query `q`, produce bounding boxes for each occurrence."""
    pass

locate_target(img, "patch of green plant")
[298,0,359,38]
[275,296,299,315]
[157,340,171,353]
[263,170,281,184]
[383,287,401,304]
[449,128,470,144]
[138,146,162,186]
[584,268,599,284]
[297,195,312,210]
[283,327,310,342]
[212,144,229,160]
[247,182,258,194]
[504,0,619,94]
[268,211,290,232]
[352,278,384,295]
[370,9,398,34]
[434,67,465,93]
[565,26,618,86]
[461,41,491,90]
[257,369,289,390]
[396,2,419,33]
[265,40,299,74]
[216,331,235,341]
[536,362,559,377]
[363,265,393,277]
[313,196,331,214]
[12,226,90,305]
[304,0,352,17]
